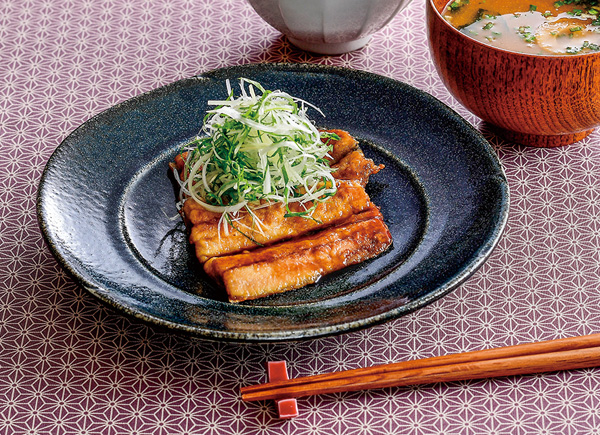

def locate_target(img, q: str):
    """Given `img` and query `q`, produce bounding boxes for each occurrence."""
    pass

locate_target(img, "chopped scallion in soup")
[443,0,600,54]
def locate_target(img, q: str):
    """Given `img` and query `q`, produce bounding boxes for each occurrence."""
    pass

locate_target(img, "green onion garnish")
[176,78,338,230]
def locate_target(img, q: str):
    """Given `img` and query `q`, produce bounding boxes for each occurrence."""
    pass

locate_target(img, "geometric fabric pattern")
[1,0,600,433]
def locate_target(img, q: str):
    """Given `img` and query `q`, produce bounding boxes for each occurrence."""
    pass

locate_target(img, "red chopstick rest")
[267,361,298,419]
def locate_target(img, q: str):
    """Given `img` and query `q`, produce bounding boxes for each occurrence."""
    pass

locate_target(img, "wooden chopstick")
[241,333,600,402]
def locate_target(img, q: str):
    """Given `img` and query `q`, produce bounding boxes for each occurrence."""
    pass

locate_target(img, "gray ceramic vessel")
[247,0,413,54]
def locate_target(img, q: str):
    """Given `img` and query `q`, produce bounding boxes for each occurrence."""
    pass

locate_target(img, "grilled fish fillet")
[323,129,359,163]
[180,147,383,227]
[204,207,392,302]
[174,130,385,262]
[171,129,392,302]
[185,180,374,263]
[331,149,384,187]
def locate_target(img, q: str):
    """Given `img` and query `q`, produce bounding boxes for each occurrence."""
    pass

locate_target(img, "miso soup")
[443,0,600,54]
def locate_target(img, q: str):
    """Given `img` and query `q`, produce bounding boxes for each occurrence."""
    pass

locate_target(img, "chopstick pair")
[241,333,600,402]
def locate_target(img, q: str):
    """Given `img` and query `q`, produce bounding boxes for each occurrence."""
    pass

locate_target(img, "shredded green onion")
[175,78,338,227]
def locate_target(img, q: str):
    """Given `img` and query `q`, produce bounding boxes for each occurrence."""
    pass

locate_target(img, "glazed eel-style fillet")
[185,180,374,263]
[174,129,384,263]
[331,149,384,188]
[172,129,392,302]
[324,129,359,162]
[204,207,392,302]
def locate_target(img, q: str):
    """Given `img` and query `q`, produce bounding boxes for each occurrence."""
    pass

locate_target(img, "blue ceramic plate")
[37,63,508,342]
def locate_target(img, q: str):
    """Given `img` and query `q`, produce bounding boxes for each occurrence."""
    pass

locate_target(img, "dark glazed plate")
[37,63,509,342]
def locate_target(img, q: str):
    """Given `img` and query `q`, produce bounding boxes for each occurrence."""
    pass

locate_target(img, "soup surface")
[443,0,600,54]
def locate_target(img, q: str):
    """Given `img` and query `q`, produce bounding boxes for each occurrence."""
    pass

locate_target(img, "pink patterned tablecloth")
[2,0,600,433]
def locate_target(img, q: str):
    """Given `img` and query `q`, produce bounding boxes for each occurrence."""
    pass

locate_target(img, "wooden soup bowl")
[427,0,600,147]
